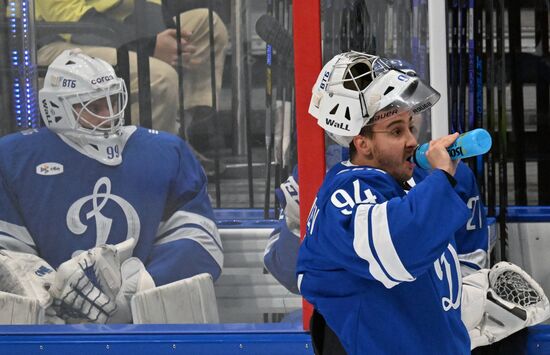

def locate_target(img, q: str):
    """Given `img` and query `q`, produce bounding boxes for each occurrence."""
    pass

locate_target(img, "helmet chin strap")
[57,126,137,166]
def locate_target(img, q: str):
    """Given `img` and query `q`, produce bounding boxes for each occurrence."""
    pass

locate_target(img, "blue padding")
[215,207,550,227]
[0,323,312,355]
[505,206,550,222]
[214,209,279,228]
[0,322,304,334]
[214,209,277,220]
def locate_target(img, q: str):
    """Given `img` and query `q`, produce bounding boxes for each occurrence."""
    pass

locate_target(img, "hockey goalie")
[0,49,222,325]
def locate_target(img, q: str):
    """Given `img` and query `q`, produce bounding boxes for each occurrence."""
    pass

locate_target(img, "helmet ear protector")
[309,51,440,146]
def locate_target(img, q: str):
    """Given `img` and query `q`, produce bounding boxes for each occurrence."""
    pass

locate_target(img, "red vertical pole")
[293,0,325,330]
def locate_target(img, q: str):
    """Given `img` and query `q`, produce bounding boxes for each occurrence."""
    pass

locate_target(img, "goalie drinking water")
[0,49,223,324]
[295,51,550,354]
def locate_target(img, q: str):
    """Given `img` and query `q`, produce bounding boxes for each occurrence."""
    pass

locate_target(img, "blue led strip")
[7,0,39,129]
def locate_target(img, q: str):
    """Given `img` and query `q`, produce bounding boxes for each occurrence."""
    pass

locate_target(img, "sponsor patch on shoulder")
[36,162,64,176]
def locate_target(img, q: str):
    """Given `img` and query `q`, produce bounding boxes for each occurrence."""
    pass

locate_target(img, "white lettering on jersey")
[306,198,319,235]
[66,177,141,247]
[331,179,378,215]
[466,195,483,230]
[434,244,462,311]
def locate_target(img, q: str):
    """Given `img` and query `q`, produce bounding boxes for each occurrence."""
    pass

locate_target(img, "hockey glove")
[279,175,300,235]
[465,262,550,349]
[50,242,154,324]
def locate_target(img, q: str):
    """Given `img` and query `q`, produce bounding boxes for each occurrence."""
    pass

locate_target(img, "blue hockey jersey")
[297,162,476,354]
[266,161,488,295]
[0,127,223,286]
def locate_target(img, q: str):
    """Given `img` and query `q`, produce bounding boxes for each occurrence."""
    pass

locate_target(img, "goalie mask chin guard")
[308,51,441,146]
[39,49,130,165]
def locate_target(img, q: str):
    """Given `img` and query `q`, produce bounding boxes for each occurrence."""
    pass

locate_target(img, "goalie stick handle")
[255,14,294,59]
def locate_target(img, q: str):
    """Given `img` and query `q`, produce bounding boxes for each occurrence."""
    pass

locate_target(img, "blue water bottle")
[413,128,492,170]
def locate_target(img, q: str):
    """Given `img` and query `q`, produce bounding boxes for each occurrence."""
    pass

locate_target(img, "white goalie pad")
[0,250,57,324]
[0,291,43,324]
[466,262,550,349]
[131,273,219,324]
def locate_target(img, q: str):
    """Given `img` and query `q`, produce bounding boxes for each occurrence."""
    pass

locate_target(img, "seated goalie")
[0,49,223,324]
[264,51,550,351]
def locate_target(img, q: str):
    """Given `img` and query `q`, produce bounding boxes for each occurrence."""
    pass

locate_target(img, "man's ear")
[353,135,372,157]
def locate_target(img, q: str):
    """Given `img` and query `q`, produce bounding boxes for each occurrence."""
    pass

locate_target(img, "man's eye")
[391,128,402,137]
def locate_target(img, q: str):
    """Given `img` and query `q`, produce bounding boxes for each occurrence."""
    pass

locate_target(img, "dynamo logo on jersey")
[36,162,64,176]
[67,177,140,247]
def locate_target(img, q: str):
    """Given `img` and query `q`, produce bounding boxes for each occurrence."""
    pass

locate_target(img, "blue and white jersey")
[266,161,488,296]
[297,162,473,355]
[0,127,223,286]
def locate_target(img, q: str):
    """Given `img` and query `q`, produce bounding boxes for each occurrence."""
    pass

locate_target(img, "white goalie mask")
[39,49,131,166]
[308,51,441,146]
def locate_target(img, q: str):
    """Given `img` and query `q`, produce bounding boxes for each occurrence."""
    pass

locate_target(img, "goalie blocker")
[462,261,550,349]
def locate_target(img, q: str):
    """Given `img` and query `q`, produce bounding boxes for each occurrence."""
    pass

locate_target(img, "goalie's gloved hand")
[466,261,550,349]
[278,175,300,235]
[50,242,155,324]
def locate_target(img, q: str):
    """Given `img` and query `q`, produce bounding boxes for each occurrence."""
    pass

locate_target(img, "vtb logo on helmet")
[308,51,441,147]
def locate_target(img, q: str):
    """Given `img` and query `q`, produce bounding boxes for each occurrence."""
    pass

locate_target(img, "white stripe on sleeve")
[353,203,414,288]
[0,221,37,254]
[459,249,488,270]
[156,211,223,267]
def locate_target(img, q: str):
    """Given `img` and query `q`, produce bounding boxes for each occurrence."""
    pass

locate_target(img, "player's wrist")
[438,169,457,187]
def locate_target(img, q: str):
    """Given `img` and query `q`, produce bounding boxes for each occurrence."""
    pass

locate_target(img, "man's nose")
[406,129,417,147]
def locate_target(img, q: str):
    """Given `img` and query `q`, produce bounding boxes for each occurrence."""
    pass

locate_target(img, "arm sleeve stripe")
[353,204,399,288]
[157,211,222,248]
[0,235,37,254]
[156,223,222,251]
[263,231,280,258]
[353,203,415,288]
[0,221,37,253]
[154,227,223,268]
[370,202,415,283]
[458,249,488,270]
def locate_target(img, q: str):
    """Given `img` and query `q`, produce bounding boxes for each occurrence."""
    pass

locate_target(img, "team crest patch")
[36,162,64,176]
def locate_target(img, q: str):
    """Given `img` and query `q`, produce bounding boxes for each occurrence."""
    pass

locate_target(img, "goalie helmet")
[308,51,440,146]
[39,49,130,166]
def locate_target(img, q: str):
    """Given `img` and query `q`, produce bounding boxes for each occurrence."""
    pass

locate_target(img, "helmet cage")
[63,79,128,136]
[39,49,128,138]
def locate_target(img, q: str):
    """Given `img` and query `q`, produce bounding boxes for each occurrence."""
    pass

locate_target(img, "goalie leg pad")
[131,273,219,324]
[0,291,43,324]
[0,250,55,309]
